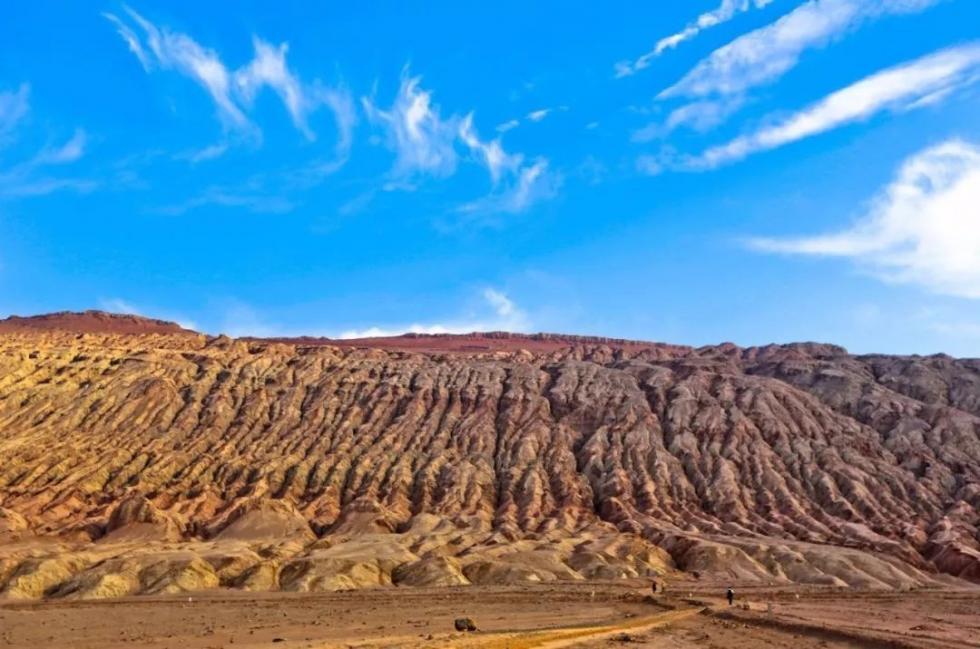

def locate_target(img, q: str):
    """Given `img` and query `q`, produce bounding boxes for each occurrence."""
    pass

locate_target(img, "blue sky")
[2,1,979,355]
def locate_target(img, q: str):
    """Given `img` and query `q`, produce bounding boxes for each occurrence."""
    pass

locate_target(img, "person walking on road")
[726,587,735,606]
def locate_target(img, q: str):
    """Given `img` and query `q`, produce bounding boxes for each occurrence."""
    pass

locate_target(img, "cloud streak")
[363,71,558,213]
[685,42,980,169]
[494,106,568,134]
[0,86,93,199]
[749,139,980,299]
[660,0,943,100]
[34,129,87,165]
[105,6,355,164]
[234,37,312,138]
[117,6,249,130]
[362,74,461,179]
[616,0,776,78]
[0,84,30,143]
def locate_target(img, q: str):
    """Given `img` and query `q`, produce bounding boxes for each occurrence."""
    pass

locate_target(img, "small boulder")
[454,618,477,632]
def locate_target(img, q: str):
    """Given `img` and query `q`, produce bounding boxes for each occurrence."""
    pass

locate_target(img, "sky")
[1,0,979,356]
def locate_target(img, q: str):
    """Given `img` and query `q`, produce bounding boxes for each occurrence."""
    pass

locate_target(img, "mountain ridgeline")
[0,312,977,599]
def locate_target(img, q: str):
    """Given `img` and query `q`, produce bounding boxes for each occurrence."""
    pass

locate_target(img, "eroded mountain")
[0,312,977,598]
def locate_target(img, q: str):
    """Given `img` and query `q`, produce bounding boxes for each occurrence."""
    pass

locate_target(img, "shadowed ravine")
[0,312,978,599]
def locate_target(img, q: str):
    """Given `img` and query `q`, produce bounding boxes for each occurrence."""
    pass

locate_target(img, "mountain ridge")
[0,312,977,598]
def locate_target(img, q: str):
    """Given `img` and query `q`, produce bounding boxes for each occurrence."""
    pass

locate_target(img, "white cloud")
[507,160,558,212]
[102,11,150,70]
[0,88,92,198]
[660,0,943,100]
[615,0,776,78]
[114,6,249,130]
[458,113,522,184]
[0,177,97,198]
[458,158,560,216]
[155,186,294,215]
[362,73,460,179]
[688,42,980,169]
[636,154,666,176]
[490,106,567,134]
[0,84,30,143]
[483,288,516,318]
[364,71,557,213]
[180,142,229,163]
[234,37,311,138]
[105,6,354,161]
[526,108,552,122]
[633,96,745,142]
[313,83,357,164]
[338,288,530,338]
[749,139,980,299]
[34,129,87,165]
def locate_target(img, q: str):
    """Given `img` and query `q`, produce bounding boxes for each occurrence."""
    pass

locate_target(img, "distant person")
[651,579,657,594]
[726,587,735,606]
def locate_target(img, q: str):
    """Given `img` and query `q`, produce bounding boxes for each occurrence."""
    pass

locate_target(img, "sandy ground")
[2,581,979,649]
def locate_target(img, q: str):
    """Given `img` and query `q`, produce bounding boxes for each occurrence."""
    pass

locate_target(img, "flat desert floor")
[2,580,979,649]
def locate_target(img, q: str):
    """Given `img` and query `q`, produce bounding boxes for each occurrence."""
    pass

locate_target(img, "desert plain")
[3,581,980,648]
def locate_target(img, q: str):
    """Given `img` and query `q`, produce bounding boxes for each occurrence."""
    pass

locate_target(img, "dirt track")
[2,581,979,648]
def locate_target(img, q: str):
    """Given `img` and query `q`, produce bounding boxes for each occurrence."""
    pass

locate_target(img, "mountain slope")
[0,313,977,598]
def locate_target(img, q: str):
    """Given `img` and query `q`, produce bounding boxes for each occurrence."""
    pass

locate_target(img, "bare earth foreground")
[2,581,980,648]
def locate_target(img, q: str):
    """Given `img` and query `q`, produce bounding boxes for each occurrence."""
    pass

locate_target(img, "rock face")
[0,312,978,598]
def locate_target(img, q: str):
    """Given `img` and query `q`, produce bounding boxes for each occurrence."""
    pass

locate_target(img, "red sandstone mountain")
[0,311,977,598]
[0,311,196,336]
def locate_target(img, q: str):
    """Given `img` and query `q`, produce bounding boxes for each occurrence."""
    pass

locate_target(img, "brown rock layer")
[0,313,977,597]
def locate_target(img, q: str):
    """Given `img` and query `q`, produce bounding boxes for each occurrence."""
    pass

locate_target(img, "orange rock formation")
[0,312,977,598]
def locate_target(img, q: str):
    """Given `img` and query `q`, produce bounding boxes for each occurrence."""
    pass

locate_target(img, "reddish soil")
[0,311,196,336]
[256,331,690,354]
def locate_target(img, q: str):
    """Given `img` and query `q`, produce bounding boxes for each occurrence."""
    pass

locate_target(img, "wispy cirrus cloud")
[0,85,94,198]
[615,0,777,78]
[177,142,229,164]
[633,96,746,142]
[458,160,560,216]
[748,139,980,299]
[107,6,249,130]
[33,129,87,165]
[526,108,552,122]
[660,0,943,100]
[458,113,523,184]
[0,84,30,143]
[684,42,980,169]
[234,38,310,137]
[493,106,567,134]
[153,184,294,216]
[363,71,558,214]
[104,6,355,165]
[638,0,944,138]
[362,73,461,179]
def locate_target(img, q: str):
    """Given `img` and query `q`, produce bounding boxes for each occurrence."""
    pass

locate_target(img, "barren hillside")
[0,312,978,599]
